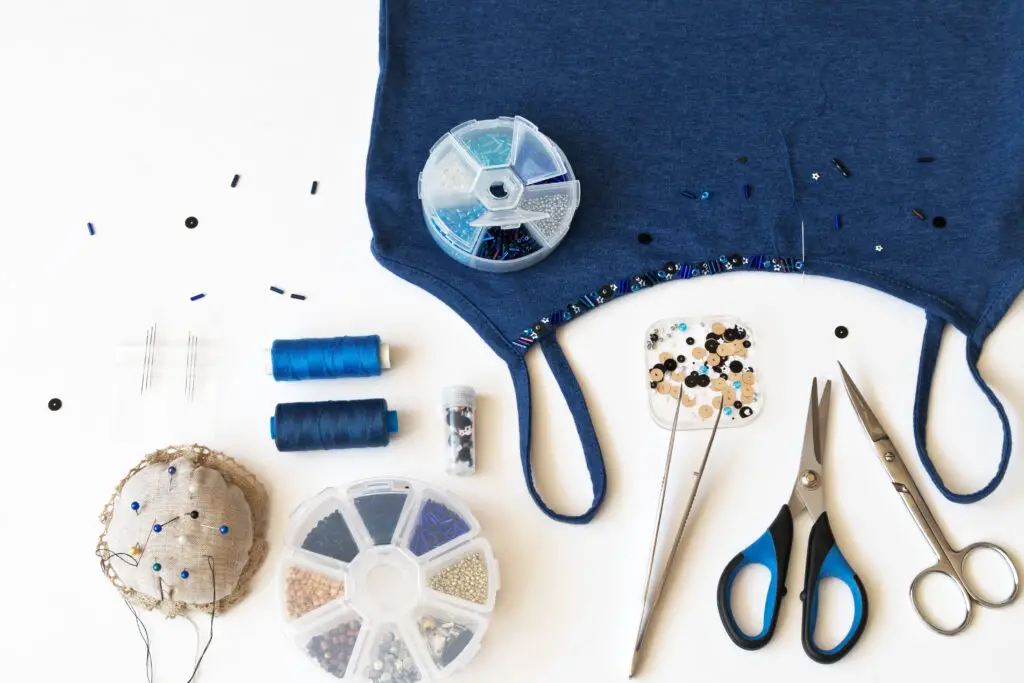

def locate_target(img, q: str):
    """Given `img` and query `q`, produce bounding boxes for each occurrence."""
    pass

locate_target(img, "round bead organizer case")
[280,478,499,681]
[645,317,762,430]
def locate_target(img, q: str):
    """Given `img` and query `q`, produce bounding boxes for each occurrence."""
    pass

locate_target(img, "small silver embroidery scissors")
[838,362,1020,635]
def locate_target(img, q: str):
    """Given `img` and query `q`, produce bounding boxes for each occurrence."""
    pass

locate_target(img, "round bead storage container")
[280,478,499,681]
[418,115,580,272]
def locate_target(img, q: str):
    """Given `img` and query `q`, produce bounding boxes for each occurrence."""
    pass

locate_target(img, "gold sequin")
[657,382,671,394]
[659,352,672,362]
[711,377,727,391]
[698,405,713,418]
[671,384,681,399]
[693,347,706,359]
[650,368,664,381]
[707,353,721,366]
[712,322,726,335]
[724,386,737,404]
[712,396,722,409]
[682,393,697,407]
[729,372,742,382]
[741,371,756,386]
[672,370,686,381]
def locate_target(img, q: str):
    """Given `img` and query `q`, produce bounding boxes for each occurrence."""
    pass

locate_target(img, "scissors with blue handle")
[838,362,1019,635]
[717,378,868,663]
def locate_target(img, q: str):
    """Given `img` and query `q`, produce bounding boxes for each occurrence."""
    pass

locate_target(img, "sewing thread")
[271,399,399,451]
[270,335,389,381]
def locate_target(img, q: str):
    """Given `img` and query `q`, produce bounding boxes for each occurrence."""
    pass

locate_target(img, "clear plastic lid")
[419,116,579,273]
[280,479,499,681]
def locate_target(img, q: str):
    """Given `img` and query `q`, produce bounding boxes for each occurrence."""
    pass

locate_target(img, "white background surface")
[1,2,1022,681]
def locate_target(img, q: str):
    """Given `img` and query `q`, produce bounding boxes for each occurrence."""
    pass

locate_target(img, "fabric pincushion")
[97,444,268,617]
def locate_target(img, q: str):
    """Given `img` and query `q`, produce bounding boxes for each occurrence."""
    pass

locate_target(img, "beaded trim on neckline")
[513,254,804,350]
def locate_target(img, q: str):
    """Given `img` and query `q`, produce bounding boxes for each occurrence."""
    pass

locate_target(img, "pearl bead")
[177,535,188,546]
[188,483,199,495]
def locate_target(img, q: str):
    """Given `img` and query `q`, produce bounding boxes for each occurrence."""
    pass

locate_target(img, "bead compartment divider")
[419,538,498,613]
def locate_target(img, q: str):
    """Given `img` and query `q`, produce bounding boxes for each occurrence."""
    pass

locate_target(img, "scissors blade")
[793,378,826,519]
[816,380,831,461]
[837,362,888,442]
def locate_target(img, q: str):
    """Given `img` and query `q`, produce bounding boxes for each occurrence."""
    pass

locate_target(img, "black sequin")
[638,233,653,244]
[676,355,686,363]
[48,398,62,411]
[835,325,849,339]
[729,360,744,372]
[705,339,719,353]
[734,401,743,409]
[739,406,754,418]
[686,337,695,345]
[724,328,738,341]
[663,358,678,371]
[743,340,751,348]
[684,376,698,388]
[697,375,711,387]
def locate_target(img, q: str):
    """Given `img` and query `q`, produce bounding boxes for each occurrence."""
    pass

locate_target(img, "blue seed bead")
[153,524,163,533]
[219,525,229,535]
[152,563,161,571]
[180,570,189,579]
[130,501,140,511]
[168,466,177,475]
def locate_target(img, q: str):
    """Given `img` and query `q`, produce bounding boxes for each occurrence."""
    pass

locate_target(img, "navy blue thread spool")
[268,335,391,381]
[271,399,399,451]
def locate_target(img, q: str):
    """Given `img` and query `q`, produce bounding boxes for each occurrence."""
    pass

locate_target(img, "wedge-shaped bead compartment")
[511,116,569,185]
[422,538,499,613]
[350,480,414,547]
[298,607,368,679]
[296,502,365,565]
[451,118,514,168]
[418,136,481,205]
[356,624,426,683]
[282,552,347,621]
[519,180,580,246]
[409,603,487,677]
[398,490,479,561]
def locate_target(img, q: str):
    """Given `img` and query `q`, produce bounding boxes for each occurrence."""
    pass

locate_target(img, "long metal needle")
[630,400,725,678]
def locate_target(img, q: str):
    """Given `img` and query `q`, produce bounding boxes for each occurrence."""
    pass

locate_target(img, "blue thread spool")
[270,399,399,452]
[268,335,391,381]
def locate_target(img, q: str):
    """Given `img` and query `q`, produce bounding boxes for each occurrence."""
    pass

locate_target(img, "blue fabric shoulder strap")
[913,313,1013,503]
[509,334,607,524]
